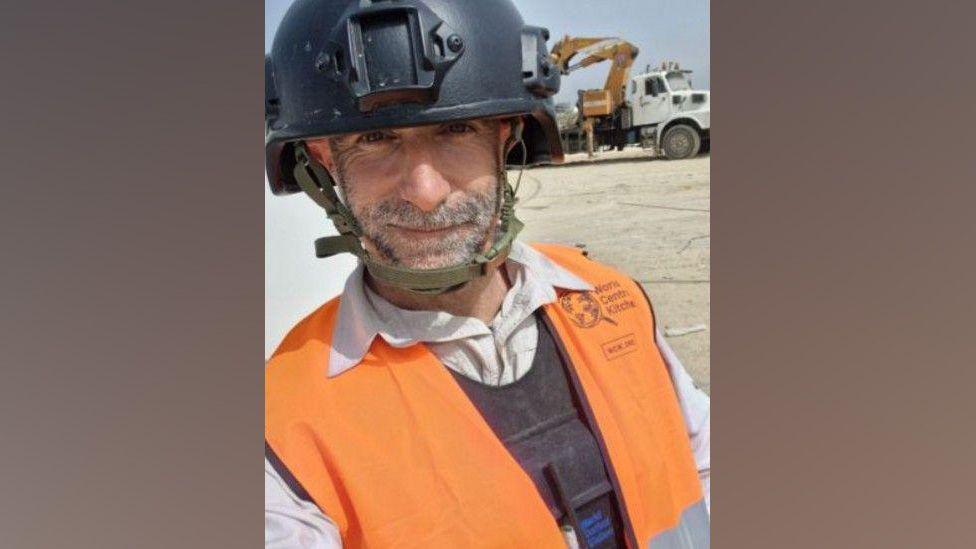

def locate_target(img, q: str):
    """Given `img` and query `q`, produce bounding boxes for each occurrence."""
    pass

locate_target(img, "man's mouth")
[389,222,472,236]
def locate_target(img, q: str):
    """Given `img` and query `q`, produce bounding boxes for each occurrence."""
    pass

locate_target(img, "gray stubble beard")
[360,185,499,269]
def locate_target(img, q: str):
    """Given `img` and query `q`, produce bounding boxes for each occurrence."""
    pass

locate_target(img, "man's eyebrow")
[467,119,502,130]
[329,134,360,151]
[335,128,390,144]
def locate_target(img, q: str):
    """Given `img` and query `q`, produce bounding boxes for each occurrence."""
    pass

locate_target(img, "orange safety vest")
[266,244,706,548]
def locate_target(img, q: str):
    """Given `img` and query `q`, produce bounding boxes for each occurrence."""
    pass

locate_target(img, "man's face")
[306,119,512,270]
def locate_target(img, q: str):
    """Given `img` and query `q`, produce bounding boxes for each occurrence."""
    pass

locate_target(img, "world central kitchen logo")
[559,280,641,329]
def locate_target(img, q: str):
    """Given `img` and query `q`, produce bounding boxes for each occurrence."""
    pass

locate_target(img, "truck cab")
[626,67,710,158]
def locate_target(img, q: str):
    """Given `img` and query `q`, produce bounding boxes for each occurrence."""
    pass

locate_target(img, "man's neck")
[365,264,511,325]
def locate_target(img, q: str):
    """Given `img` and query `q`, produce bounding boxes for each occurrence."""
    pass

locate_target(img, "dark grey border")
[713,0,976,547]
[0,1,264,546]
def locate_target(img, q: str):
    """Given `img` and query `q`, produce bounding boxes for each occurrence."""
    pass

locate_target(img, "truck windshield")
[666,72,692,91]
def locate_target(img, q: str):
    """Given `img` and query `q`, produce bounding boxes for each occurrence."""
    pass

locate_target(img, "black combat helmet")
[266,0,562,195]
[265,0,562,295]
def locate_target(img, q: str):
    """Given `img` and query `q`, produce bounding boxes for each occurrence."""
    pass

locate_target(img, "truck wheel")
[662,124,701,159]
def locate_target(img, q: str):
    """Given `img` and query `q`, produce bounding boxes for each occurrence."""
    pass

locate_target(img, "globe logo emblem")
[559,292,603,328]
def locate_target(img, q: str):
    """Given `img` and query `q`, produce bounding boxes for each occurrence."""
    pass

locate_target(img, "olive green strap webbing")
[313,234,363,258]
[292,144,363,238]
[363,242,513,291]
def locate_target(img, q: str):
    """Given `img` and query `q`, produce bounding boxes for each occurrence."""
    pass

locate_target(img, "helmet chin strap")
[292,126,526,295]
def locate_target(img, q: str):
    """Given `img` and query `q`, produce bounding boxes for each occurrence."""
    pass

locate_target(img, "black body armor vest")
[449,313,625,549]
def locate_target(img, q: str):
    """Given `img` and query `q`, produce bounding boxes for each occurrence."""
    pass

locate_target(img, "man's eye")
[358,131,390,144]
[444,123,474,134]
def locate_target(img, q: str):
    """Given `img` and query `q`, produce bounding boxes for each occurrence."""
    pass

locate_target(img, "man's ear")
[501,117,523,144]
[306,139,337,174]
[501,117,524,156]
[510,117,524,142]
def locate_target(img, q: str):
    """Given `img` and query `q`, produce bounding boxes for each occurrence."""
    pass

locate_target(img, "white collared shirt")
[328,241,594,385]
[266,241,710,548]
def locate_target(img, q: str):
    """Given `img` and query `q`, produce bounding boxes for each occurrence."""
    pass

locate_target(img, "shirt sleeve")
[655,329,710,513]
[265,457,344,548]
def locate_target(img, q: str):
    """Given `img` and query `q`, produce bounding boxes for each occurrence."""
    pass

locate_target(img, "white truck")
[560,64,710,159]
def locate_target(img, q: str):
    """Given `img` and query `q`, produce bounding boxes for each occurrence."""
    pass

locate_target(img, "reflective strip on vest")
[266,243,707,547]
[648,500,709,549]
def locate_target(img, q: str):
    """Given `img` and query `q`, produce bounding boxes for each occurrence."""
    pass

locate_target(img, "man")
[265,1,709,548]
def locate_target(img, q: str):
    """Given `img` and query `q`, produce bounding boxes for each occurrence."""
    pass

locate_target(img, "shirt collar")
[327,241,592,378]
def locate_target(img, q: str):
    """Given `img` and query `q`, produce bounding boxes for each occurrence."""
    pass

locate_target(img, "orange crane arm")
[549,36,640,110]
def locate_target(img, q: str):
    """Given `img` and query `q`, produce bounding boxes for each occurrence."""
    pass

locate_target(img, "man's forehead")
[312,117,505,144]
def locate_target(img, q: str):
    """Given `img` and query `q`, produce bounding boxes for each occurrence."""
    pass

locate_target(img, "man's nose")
[398,149,451,213]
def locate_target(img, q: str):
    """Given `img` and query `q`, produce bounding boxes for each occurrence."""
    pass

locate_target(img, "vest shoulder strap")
[530,243,640,288]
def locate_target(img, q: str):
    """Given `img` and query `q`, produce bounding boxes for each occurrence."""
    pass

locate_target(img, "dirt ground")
[512,148,710,393]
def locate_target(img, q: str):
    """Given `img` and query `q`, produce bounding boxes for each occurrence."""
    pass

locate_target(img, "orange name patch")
[601,333,638,361]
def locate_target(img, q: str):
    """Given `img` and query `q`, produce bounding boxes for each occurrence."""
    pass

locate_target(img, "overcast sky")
[264,0,710,103]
